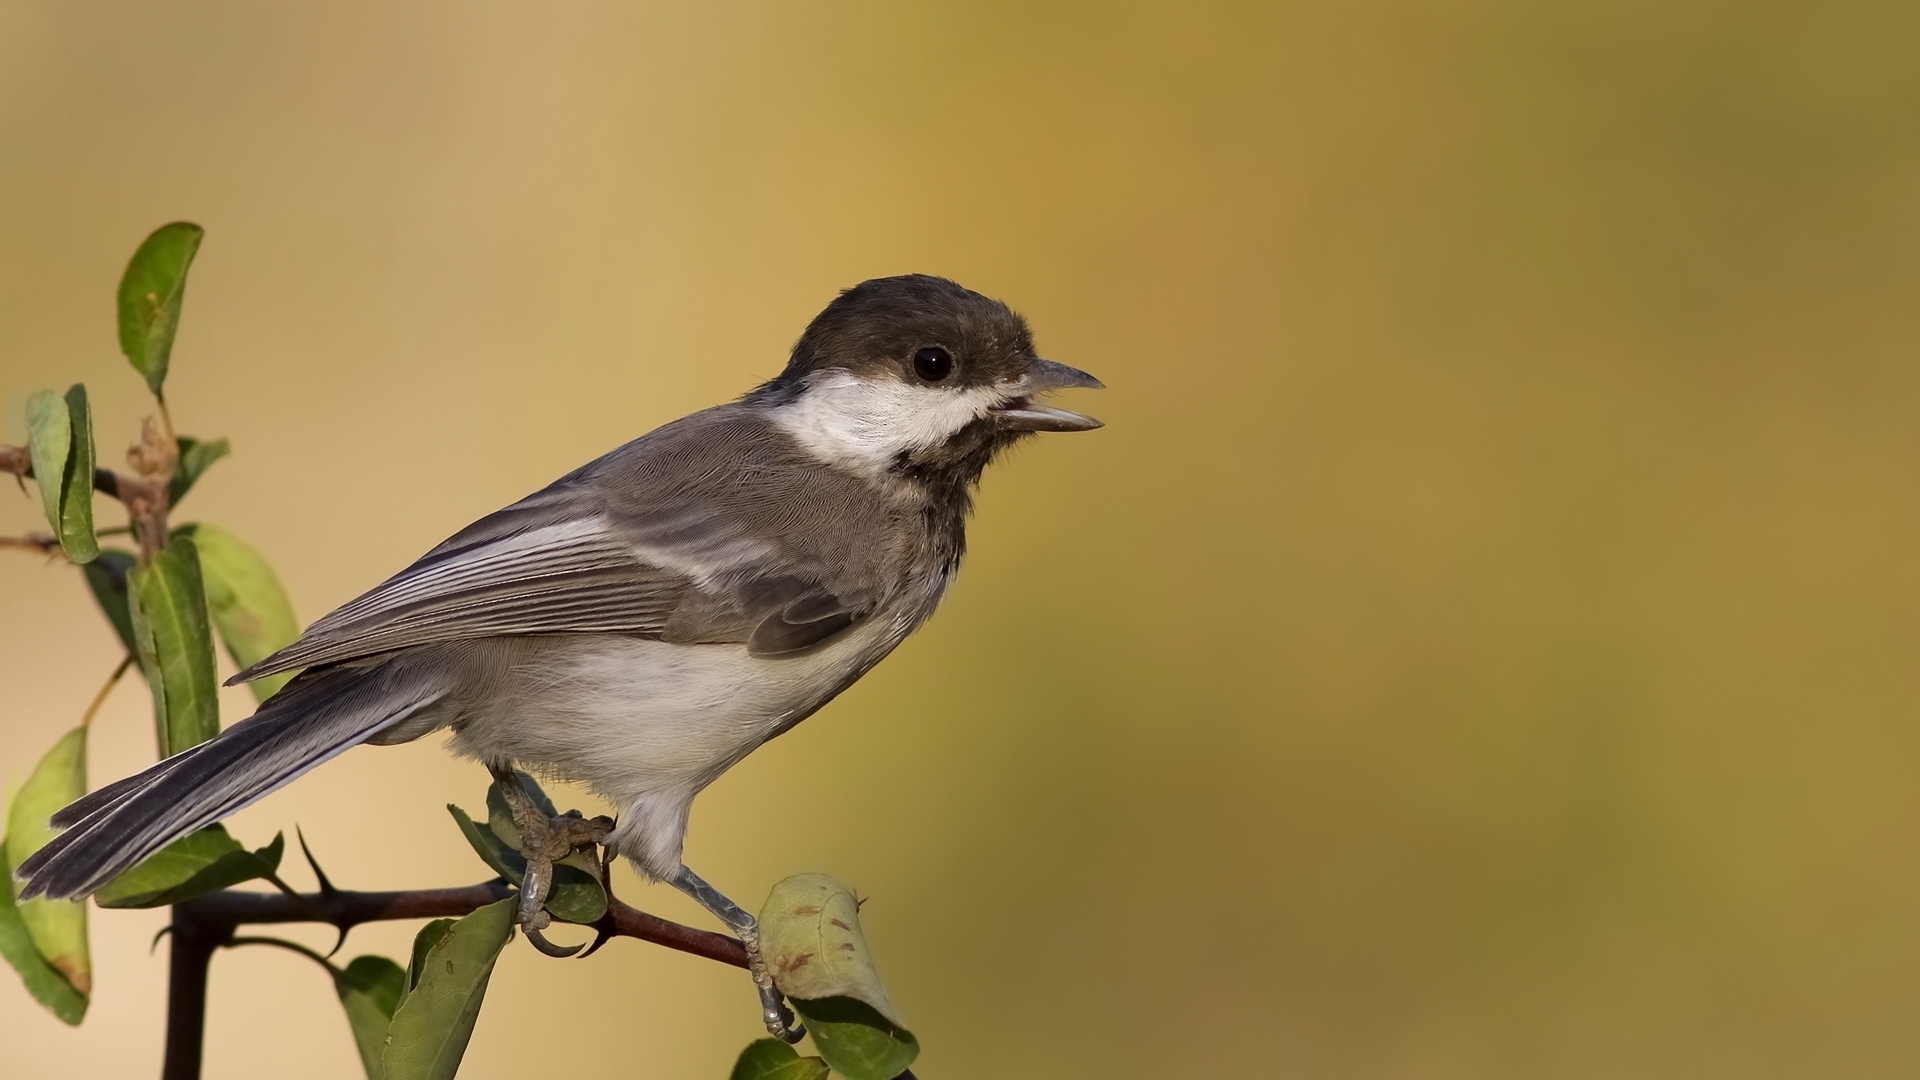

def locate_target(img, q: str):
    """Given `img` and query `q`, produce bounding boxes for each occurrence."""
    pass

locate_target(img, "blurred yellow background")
[4,2,1919,1076]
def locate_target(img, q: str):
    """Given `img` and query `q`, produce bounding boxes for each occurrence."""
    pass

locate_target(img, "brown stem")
[174,879,749,968]
[161,906,227,1080]
[0,446,163,508]
[0,533,60,554]
[3,445,170,561]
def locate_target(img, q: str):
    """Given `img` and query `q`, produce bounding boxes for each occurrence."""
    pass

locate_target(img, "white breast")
[448,603,928,879]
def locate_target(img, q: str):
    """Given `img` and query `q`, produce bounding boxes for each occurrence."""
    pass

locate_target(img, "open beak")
[993,359,1105,432]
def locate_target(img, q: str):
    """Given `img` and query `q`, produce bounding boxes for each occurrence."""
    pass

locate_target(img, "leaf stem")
[81,654,135,729]
[155,396,178,447]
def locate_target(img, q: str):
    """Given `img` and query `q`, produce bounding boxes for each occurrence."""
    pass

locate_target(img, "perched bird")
[16,273,1103,1038]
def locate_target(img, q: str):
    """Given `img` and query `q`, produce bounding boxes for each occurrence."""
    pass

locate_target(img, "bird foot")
[490,769,613,946]
[669,864,803,1042]
[738,921,804,1042]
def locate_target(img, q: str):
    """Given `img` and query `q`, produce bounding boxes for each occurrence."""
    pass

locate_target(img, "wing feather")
[230,514,685,682]
[229,406,898,685]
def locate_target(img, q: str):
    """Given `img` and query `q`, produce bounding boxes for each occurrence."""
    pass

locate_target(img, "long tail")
[15,658,448,901]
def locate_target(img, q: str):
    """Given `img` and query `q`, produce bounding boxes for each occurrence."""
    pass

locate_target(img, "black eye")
[913,346,953,382]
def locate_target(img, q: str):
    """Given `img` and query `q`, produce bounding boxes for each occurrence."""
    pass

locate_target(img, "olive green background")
[4,2,1918,1077]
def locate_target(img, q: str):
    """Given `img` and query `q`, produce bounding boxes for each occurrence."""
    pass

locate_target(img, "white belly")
[446,613,911,877]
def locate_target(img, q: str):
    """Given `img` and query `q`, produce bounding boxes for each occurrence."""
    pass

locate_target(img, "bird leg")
[488,766,613,956]
[671,864,803,1043]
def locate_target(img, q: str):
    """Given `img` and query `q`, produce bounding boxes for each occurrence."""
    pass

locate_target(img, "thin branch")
[173,880,750,969]
[0,532,60,554]
[0,445,163,507]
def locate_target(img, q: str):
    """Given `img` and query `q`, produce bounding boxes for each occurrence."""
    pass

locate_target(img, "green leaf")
[57,386,98,562]
[791,997,920,1080]
[446,804,522,884]
[82,549,140,655]
[759,874,905,1026]
[4,727,91,999]
[129,536,221,756]
[381,898,515,1080]
[117,222,204,397]
[0,846,87,1024]
[730,1039,831,1080]
[334,954,407,1080]
[25,386,98,563]
[168,436,231,507]
[24,390,69,540]
[176,523,299,701]
[760,874,917,1080]
[448,800,606,925]
[95,825,283,908]
[404,919,455,996]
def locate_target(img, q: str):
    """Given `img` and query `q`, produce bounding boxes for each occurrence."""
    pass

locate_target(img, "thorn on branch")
[295,826,338,897]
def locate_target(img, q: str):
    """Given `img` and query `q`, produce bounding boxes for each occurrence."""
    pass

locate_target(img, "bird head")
[760,274,1103,485]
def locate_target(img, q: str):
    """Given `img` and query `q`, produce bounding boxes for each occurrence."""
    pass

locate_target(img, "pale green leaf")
[23,385,100,563]
[3,727,91,1003]
[24,390,69,545]
[0,846,87,1024]
[117,222,204,397]
[758,874,904,1026]
[23,387,96,561]
[759,874,917,1080]
[177,523,298,700]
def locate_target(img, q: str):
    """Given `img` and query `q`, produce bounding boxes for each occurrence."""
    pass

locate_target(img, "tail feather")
[15,660,447,901]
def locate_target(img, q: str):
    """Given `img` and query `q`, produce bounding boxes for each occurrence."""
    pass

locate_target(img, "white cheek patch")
[771,369,1003,474]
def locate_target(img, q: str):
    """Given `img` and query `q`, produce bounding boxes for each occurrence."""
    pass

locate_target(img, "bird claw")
[523,926,586,958]
[490,767,613,954]
[761,987,805,1043]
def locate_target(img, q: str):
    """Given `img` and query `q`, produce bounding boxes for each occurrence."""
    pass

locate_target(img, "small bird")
[17,273,1102,1038]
